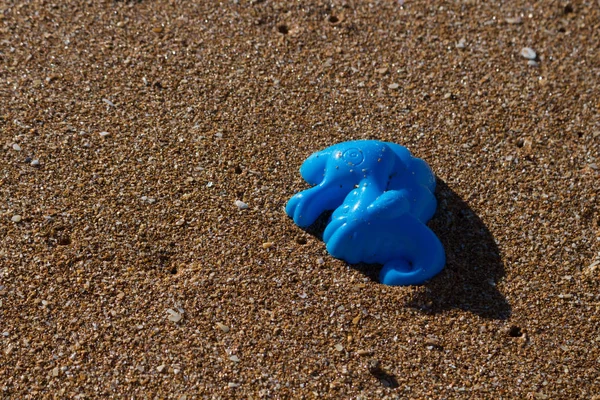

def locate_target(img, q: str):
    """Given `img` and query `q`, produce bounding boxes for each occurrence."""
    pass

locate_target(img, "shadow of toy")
[303,178,511,320]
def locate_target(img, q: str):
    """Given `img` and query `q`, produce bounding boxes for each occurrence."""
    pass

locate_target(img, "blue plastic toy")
[286,140,445,286]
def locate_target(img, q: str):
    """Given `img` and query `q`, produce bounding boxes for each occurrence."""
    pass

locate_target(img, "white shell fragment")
[520,47,537,60]
[166,308,183,322]
[235,200,248,210]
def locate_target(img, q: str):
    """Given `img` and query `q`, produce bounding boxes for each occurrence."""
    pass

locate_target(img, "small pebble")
[31,159,40,166]
[505,16,523,24]
[527,60,539,67]
[216,322,230,333]
[11,215,22,223]
[102,98,115,107]
[12,144,21,151]
[229,355,240,362]
[520,47,537,60]
[388,83,399,90]
[235,200,248,210]
[175,218,185,226]
[334,343,344,352]
[228,382,240,388]
[99,131,110,137]
[456,38,466,49]
[141,196,156,204]
[262,242,273,249]
[156,364,166,373]
[166,309,183,322]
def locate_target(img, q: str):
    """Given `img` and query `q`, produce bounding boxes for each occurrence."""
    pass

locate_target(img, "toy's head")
[300,141,403,187]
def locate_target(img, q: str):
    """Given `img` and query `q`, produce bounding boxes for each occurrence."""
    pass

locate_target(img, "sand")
[1,0,599,398]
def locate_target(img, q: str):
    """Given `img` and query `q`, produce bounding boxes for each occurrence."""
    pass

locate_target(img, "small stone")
[262,242,273,249]
[528,60,539,67]
[375,67,388,75]
[456,38,466,49]
[102,98,115,107]
[235,200,248,210]
[334,343,344,352]
[31,159,40,166]
[206,181,214,188]
[152,26,164,33]
[520,47,537,60]
[357,349,372,356]
[316,258,325,265]
[156,364,166,373]
[175,218,185,226]
[11,215,22,223]
[388,83,399,90]
[584,260,599,276]
[52,367,59,377]
[166,309,183,322]
[141,196,156,204]
[229,355,240,362]
[296,236,307,245]
[12,144,21,151]
[505,16,523,24]
[368,359,383,375]
[352,315,361,325]
[99,131,110,137]
[216,322,230,333]
[228,382,240,388]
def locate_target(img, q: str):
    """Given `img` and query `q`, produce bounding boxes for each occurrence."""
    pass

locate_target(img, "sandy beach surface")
[1,0,599,398]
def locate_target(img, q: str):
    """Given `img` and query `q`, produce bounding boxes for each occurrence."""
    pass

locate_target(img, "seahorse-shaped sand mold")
[286,140,445,286]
